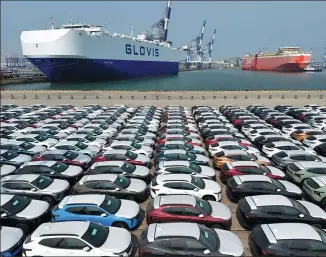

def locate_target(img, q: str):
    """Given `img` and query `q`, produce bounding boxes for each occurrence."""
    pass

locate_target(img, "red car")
[146,194,232,230]
[156,136,203,147]
[219,161,285,183]
[93,149,152,167]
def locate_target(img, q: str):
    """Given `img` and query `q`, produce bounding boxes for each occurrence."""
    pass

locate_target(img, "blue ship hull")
[28,58,179,83]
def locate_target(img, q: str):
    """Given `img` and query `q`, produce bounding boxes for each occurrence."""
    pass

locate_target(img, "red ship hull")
[242,54,311,71]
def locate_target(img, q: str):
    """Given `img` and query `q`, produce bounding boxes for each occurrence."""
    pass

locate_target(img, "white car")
[41,124,75,135]
[120,129,156,140]
[0,149,32,165]
[208,142,260,156]
[241,123,272,135]
[163,129,201,139]
[2,140,47,155]
[22,221,137,257]
[103,141,153,157]
[155,161,216,179]
[49,141,100,157]
[262,141,316,158]
[14,135,59,148]
[83,124,117,135]
[75,128,113,140]
[302,134,326,149]
[150,174,222,201]
[281,124,313,135]
[114,134,155,147]
[64,135,106,148]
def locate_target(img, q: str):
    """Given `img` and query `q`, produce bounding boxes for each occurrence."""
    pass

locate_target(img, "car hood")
[133,166,150,176]
[136,154,150,163]
[100,226,131,254]
[1,227,23,252]
[193,145,205,153]
[208,201,232,220]
[195,154,209,163]
[44,138,59,145]
[1,164,17,176]
[298,201,326,219]
[42,179,69,194]
[12,154,32,164]
[199,166,216,177]
[115,200,140,219]
[74,154,92,163]
[246,146,260,154]
[62,165,83,177]
[214,229,244,257]
[266,166,285,178]
[86,145,100,152]
[139,145,153,153]
[126,179,147,193]
[203,179,221,193]
[80,150,95,158]
[255,155,270,163]
[279,180,302,194]
[17,200,49,219]
[31,145,47,153]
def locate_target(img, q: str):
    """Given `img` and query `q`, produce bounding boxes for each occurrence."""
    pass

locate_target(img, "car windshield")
[135,136,144,142]
[191,177,205,189]
[271,179,286,190]
[196,198,211,215]
[290,199,309,215]
[31,175,53,189]
[121,162,136,173]
[51,162,68,173]
[199,226,218,251]
[85,135,96,142]
[131,142,141,149]
[2,195,31,215]
[100,195,121,214]
[125,151,137,160]
[114,176,131,189]
[314,228,326,244]
[189,163,201,173]
[34,135,48,142]
[63,151,78,160]
[185,143,194,150]
[1,151,19,160]
[20,142,34,150]
[186,152,196,159]
[81,222,109,248]
[76,142,88,150]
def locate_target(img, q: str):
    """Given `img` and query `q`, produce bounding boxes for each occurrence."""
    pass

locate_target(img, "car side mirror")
[204,249,210,255]
[276,188,281,192]
[263,172,267,175]
[122,172,127,175]
[250,158,255,161]
[199,214,204,218]
[82,246,90,252]
[115,188,120,191]
[31,188,37,192]
[50,171,55,174]
[101,213,107,217]
[194,188,199,191]
[1,213,7,217]
[299,214,304,218]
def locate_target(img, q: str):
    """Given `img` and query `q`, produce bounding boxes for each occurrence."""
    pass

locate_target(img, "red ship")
[242,46,311,71]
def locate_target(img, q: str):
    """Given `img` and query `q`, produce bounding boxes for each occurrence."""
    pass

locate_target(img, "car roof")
[102,149,128,155]
[59,194,105,208]
[158,174,191,183]
[164,141,187,145]
[295,161,326,169]
[55,141,78,146]
[91,161,124,168]
[111,141,133,146]
[147,222,200,243]
[246,195,292,209]
[79,174,118,184]
[229,161,259,169]
[23,161,56,167]
[1,174,39,183]
[222,150,250,156]
[31,221,90,239]
[41,150,69,155]
[262,223,322,243]
[234,175,272,185]
[269,141,296,147]
[0,194,15,205]
[154,195,196,209]
[162,149,187,155]
[160,161,190,167]
[281,150,310,156]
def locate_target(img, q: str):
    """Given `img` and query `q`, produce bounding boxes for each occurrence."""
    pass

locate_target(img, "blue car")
[154,149,209,166]
[0,226,24,257]
[52,194,144,230]
[156,142,206,155]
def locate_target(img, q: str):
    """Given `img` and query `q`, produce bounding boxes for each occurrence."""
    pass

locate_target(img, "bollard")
[71,95,74,99]
[34,95,38,99]
[234,95,237,99]
[58,95,61,99]
[11,95,14,99]
[48,95,50,99]
[269,95,272,99]
[202,96,205,100]
[224,96,227,100]
[281,95,284,99]
[294,95,297,99]
[180,96,182,100]
[156,96,159,100]
[108,96,111,99]
[257,95,260,99]
[191,96,194,100]
[131,96,134,99]
[96,95,99,99]
[320,95,323,99]
[84,95,86,99]
[213,96,216,99]
[144,96,147,100]
[168,96,171,100]
[120,96,122,99]
[307,95,310,99]
[245,95,248,99]
[23,95,26,99]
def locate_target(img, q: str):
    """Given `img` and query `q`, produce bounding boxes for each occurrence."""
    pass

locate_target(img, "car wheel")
[125,196,136,201]
[210,224,224,230]
[16,223,29,234]
[42,196,55,205]
[203,196,215,201]
[113,222,129,230]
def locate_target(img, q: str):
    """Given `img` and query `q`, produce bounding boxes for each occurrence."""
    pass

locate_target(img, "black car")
[315,143,326,157]
[249,223,326,257]
[237,195,326,230]
[226,175,302,203]
[253,136,291,150]
[72,174,149,203]
[0,194,51,233]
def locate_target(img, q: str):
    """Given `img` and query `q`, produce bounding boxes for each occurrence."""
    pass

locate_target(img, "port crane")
[140,1,172,42]
[202,29,216,68]
[180,20,206,67]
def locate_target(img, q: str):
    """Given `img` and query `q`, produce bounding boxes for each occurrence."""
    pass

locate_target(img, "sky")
[1,1,326,61]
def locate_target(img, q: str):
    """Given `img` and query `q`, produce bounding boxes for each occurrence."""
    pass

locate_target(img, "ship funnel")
[163,0,171,42]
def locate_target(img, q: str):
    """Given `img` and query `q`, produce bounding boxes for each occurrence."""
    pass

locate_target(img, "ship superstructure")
[20,1,186,83]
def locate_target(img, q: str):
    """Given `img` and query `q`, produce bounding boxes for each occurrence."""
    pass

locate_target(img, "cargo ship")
[242,47,312,72]
[20,1,186,83]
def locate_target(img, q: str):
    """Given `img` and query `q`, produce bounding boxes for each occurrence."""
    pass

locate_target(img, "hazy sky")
[1,1,326,60]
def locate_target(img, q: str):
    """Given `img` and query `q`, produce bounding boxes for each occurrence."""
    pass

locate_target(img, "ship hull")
[21,29,185,83]
[242,54,311,72]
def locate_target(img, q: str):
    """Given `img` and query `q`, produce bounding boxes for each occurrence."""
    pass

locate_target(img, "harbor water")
[1,69,326,91]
